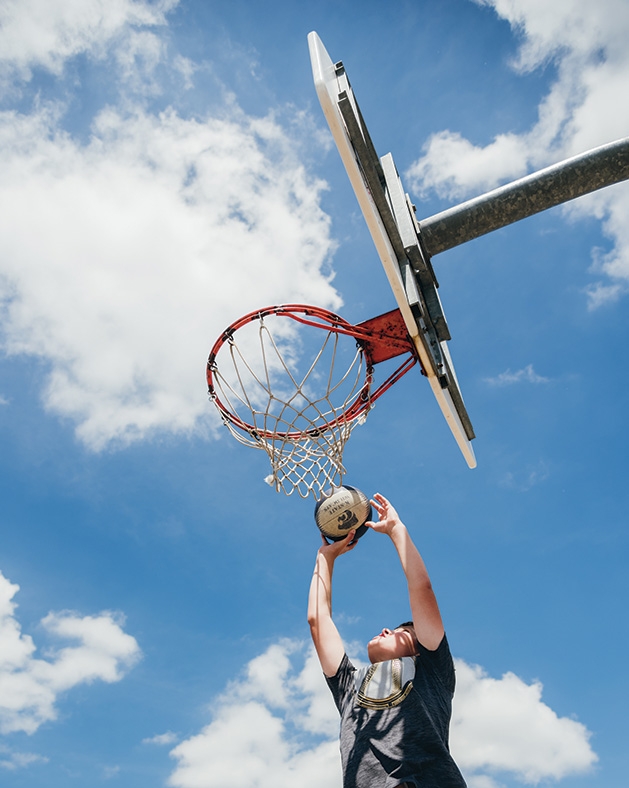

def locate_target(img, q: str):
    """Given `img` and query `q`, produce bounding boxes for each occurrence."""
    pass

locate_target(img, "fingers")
[367,492,399,535]
[370,493,387,508]
[343,529,357,548]
[319,530,357,553]
[364,521,387,534]
[337,530,358,552]
[370,493,389,520]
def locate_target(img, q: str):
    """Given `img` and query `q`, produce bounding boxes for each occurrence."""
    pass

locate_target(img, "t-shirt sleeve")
[416,634,456,694]
[325,653,356,714]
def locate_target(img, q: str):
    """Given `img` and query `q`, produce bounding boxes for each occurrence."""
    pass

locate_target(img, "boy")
[307,493,467,788]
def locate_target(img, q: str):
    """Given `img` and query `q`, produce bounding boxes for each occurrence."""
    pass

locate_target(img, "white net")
[208,309,373,499]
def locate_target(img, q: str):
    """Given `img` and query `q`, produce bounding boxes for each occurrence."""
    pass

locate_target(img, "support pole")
[419,136,629,256]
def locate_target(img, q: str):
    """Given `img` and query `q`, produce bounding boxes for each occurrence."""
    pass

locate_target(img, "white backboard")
[308,31,476,468]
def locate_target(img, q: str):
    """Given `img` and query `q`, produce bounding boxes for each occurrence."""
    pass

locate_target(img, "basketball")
[314,485,372,542]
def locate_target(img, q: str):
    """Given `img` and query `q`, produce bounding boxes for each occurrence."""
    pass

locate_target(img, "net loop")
[207,304,416,499]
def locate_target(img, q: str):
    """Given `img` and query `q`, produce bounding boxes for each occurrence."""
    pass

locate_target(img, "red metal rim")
[206,304,416,440]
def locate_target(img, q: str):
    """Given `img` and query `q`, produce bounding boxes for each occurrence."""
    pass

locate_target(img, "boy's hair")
[396,621,420,654]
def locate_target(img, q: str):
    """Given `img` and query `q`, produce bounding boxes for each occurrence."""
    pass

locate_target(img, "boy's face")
[367,626,418,663]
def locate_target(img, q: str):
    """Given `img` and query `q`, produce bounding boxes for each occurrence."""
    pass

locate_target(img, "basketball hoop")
[207,304,418,499]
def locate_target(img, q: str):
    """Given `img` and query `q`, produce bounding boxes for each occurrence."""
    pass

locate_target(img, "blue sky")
[1,1,628,786]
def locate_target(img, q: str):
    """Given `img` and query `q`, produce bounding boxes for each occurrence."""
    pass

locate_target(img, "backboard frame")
[308,31,476,468]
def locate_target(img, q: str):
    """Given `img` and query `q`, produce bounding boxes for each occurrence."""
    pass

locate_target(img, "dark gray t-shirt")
[326,635,467,788]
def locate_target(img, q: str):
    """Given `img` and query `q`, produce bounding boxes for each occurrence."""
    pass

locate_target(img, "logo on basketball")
[337,509,358,530]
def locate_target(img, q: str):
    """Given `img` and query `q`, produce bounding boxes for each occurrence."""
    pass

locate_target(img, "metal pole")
[418,136,629,257]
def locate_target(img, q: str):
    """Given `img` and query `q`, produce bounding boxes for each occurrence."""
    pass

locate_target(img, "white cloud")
[229,641,295,709]
[0,0,176,87]
[451,659,597,783]
[0,0,339,451]
[573,186,629,307]
[0,102,338,449]
[584,280,626,310]
[484,364,549,386]
[466,776,505,788]
[0,744,48,770]
[0,569,141,735]
[168,641,342,788]
[172,55,197,90]
[143,731,179,746]
[167,639,596,788]
[499,460,550,492]
[407,0,629,302]
[407,130,530,199]
[169,700,341,788]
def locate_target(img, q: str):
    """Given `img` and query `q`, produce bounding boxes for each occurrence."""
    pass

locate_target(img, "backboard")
[308,31,476,469]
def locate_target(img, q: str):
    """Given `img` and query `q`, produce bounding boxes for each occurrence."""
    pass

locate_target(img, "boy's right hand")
[318,529,357,559]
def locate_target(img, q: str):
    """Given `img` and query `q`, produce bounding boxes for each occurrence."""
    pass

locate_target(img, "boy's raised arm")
[367,494,445,651]
[307,532,356,677]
